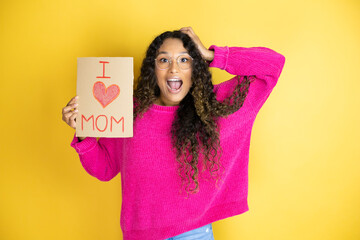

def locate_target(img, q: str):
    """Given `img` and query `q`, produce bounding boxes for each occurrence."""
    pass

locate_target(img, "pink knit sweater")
[70,45,285,240]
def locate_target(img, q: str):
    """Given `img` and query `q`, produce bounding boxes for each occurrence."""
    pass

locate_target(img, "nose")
[169,59,179,73]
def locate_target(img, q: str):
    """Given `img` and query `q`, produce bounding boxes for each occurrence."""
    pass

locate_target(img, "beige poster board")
[76,57,133,138]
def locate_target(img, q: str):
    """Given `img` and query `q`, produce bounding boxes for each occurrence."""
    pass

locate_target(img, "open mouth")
[166,79,183,92]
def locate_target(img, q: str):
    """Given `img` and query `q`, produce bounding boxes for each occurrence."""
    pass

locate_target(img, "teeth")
[167,79,182,81]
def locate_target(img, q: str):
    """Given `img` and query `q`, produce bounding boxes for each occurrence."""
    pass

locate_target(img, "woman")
[62,27,285,240]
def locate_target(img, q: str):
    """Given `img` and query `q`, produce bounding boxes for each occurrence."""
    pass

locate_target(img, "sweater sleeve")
[70,133,122,181]
[209,45,286,116]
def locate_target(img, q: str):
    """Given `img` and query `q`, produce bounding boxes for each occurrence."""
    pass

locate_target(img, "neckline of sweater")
[150,103,179,112]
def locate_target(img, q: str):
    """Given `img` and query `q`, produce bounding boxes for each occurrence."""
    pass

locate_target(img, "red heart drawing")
[93,81,120,108]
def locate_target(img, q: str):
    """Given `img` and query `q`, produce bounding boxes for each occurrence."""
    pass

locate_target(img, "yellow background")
[1,0,359,239]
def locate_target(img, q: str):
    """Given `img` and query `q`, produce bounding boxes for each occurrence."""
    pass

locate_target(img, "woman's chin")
[158,94,185,106]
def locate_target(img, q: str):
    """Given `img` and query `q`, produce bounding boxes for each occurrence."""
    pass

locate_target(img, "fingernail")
[74,109,78,112]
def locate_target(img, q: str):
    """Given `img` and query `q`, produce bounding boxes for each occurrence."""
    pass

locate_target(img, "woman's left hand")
[180,27,214,62]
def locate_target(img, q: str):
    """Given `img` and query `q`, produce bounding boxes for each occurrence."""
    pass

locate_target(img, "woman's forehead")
[158,38,187,53]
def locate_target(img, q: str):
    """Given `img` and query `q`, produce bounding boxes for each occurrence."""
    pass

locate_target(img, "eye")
[159,58,169,63]
[180,57,189,62]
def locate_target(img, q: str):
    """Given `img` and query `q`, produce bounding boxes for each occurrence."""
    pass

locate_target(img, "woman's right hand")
[62,96,85,141]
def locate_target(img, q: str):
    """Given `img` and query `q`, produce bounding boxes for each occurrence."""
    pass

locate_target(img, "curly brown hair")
[134,30,252,197]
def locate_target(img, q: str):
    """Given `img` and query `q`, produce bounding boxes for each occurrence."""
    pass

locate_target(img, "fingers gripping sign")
[62,96,79,129]
[179,27,214,62]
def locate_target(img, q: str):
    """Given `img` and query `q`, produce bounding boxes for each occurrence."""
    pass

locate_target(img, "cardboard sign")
[76,57,133,138]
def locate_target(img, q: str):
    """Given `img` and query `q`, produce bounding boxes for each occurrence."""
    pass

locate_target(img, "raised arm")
[70,134,122,181]
[62,96,122,181]
[208,45,285,79]
[180,27,286,115]
[209,45,285,116]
